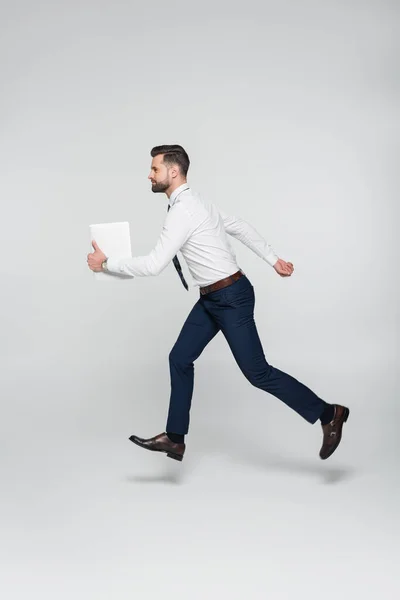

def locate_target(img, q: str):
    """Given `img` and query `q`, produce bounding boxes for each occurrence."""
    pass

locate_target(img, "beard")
[151,179,169,193]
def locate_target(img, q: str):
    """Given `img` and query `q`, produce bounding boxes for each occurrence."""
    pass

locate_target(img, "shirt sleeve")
[219,209,279,267]
[106,205,192,277]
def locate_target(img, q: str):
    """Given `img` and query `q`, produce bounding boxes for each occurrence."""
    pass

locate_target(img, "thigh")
[208,277,268,372]
[170,298,220,362]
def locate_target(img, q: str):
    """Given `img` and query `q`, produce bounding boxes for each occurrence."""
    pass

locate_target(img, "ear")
[170,165,179,179]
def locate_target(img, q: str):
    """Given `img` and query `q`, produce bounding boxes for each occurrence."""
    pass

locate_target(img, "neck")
[166,180,187,199]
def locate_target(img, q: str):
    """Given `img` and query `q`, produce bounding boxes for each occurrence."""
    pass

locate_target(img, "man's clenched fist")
[273,259,294,277]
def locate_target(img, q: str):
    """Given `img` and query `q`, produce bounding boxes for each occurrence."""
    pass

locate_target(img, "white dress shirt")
[106,183,279,288]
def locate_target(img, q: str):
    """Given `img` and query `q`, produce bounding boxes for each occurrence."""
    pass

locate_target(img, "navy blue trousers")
[166,275,326,435]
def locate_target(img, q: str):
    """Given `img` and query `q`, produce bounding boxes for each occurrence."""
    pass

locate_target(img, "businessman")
[87,144,349,463]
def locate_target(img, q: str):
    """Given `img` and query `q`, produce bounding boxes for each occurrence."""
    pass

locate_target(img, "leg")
[166,298,220,435]
[205,277,326,424]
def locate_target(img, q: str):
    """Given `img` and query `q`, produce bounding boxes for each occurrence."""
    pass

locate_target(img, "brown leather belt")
[200,270,243,296]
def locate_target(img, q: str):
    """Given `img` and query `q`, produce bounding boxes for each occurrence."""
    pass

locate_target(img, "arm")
[106,205,191,277]
[219,209,279,267]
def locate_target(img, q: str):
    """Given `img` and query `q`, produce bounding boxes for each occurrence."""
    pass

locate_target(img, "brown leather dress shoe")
[319,404,350,460]
[129,432,185,462]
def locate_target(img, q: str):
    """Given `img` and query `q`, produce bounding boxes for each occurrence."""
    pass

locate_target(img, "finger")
[92,240,99,251]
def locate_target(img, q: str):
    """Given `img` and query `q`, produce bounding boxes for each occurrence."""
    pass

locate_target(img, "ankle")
[167,432,185,444]
[320,404,335,426]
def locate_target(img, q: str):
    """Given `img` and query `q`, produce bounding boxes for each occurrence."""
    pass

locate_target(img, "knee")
[244,364,273,388]
[169,347,179,365]
[169,347,192,369]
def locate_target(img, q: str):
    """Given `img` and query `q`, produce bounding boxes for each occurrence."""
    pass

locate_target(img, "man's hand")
[87,240,107,272]
[273,258,294,277]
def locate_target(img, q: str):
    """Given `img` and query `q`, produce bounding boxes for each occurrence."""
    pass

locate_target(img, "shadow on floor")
[124,429,358,486]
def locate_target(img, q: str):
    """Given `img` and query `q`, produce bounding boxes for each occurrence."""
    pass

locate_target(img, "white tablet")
[89,221,132,280]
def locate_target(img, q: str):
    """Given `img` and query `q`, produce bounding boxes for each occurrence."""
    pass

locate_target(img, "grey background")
[0,0,398,598]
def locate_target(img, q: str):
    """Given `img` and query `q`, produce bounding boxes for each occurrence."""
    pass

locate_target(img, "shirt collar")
[168,183,190,208]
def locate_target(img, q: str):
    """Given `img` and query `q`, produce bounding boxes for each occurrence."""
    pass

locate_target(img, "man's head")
[148,145,190,195]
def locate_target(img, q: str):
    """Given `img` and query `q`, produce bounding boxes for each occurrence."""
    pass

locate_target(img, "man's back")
[170,187,240,287]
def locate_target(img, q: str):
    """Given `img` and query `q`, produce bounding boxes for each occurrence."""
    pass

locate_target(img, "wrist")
[101,257,109,271]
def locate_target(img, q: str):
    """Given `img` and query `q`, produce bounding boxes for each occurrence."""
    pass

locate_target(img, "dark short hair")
[150,144,190,177]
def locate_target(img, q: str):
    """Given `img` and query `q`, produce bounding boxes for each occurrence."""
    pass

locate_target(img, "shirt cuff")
[264,252,279,267]
[105,257,128,275]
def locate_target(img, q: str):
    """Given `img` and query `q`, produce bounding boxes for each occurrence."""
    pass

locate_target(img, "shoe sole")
[166,452,184,462]
[320,407,350,460]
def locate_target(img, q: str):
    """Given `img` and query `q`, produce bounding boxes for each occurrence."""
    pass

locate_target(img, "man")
[87,144,349,463]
